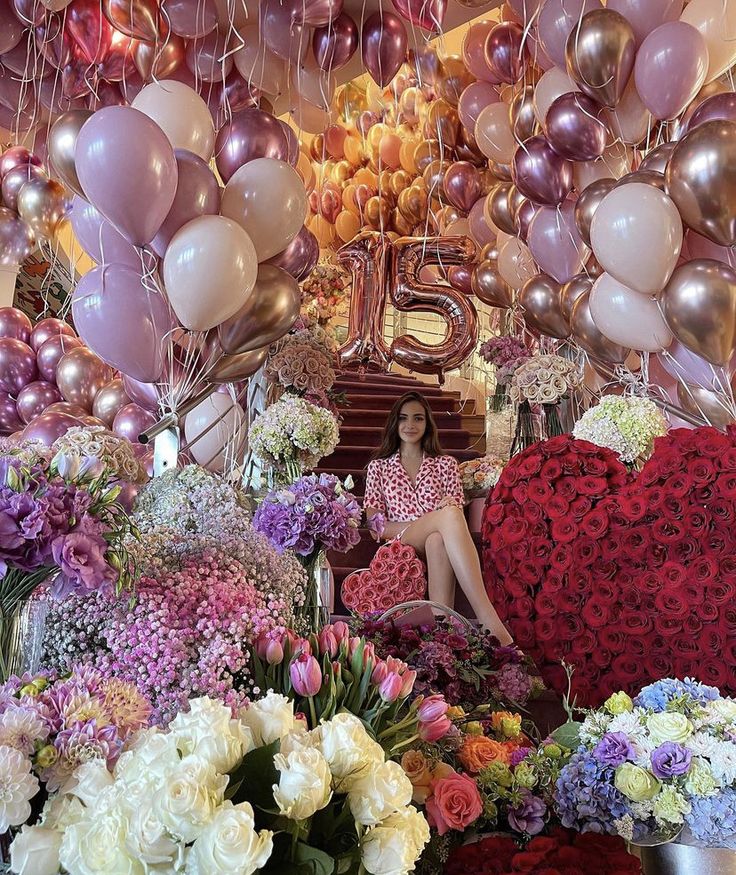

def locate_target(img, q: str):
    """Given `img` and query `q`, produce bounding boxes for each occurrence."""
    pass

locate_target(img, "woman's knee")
[437,505,466,527]
[425,531,445,554]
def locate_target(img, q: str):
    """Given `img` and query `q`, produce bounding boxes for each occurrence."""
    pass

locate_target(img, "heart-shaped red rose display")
[482,428,736,706]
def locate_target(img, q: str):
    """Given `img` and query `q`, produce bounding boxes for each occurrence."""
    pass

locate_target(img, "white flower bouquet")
[458,455,505,498]
[573,395,668,464]
[249,395,340,477]
[509,354,582,406]
[11,694,430,875]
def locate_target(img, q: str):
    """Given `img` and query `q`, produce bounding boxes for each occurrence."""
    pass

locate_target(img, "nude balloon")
[132,80,215,162]
[590,272,673,352]
[184,391,245,472]
[92,378,131,427]
[681,0,736,83]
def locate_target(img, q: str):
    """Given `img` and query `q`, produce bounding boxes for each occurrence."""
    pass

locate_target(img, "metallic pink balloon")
[121,374,161,411]
[527,198,589,283]
[0,307,32,342]
[16,381,63,424]
[515,198,538,242]
[545,92,607,161]
[166,0,217,38]
[56,347,114,410]
[443,161,481,212]
[70,195,141,269]
[313,12,358,71]
[1,164,45,212]
[266,225,319,280]
[0,338,37,395]
[36,335,83,383]
[112,402,156,443]
[390,0,444,32]
[361,11,407,89]
[468,196,496,248]
[458,81,498,135]
[214,107,291,184]
[607,0,683,48]
[538,0,602,67]
[0,391,23,434]
[0,146,40,178]
[278,120,300,167]
[0,206,35,266]
[44,401,89,418]
[30,318,77,353]
[485,22,525,85]
[511,135,573,206]
[293,0,343,27]
[687,93,736,133]
[21,411,81,446]
[92,378,131,427]
[447,265,473,294]
[261,0,307,63]
[185,26,233,82]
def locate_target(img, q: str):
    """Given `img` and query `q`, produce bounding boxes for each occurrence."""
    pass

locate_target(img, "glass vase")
[510,400,536,456]
[299,550,333,633]
[0,569,52,683]
[542,403,564,439]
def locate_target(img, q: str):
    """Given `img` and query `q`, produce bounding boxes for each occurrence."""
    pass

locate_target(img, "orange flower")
[490,711,523,738]
[459,735,511,773]
[401,750,433,804]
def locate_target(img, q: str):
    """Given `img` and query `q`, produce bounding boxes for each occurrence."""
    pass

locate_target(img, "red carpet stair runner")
[316,371,486,615]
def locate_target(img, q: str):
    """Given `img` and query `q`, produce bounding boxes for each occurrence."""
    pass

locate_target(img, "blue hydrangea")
[555,749,631,833]
[685,788,736,847]
[633,678,720,712]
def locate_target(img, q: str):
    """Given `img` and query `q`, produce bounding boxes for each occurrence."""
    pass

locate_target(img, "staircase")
[317,371,486,613]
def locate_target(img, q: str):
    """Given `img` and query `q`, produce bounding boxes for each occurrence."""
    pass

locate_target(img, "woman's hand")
[436,495,463,510]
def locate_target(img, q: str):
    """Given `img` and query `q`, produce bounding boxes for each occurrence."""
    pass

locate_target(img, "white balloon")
[132,80,215,162]
[533,66,580,125]
[590,272,673,352]
[184,391,246,472]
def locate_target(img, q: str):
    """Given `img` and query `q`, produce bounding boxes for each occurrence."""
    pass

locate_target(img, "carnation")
[573,396,667,464]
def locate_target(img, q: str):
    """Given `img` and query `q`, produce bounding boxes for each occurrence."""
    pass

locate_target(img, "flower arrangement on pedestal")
[266,340,337,398]
[555,678,736,850]
[0,443,136,681]
[573,395,668,466]
[510,354,582,448]
[9,694,431,875]
[458,455,505,500]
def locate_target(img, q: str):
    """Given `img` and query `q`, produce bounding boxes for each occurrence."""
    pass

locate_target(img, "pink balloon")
[72,264,172,383]
[165,0,217,38]
[468,196,496,248]
[113,402,156,443]
[516,198,539,242]
[538,0,602,68]
[121,374,160,411]
[293,0,343,27]
[512,135,573,206]
[447,265,473,294]
[11,0,43,27]
[16,381,63,424]
[545,92,607,161]
[391,0,444,32]
[607,0,683,48]
[686,93,736,133]
[443,161,481,213]
[526,27,555,71]
[0,146,40,179]
[0,391,23,434]
[70,196,142,268]
[527,198,589,283]
[0,307,32,342]
[21,411,81,446]
[185,26,233,82]
[634,21,708,121]
[361,11,407,89]
[462,20,502,83]
[506,0,543,23]
[30,318,77,353]
[66,0,112,64]
[151,150,220,257]
[313,12,358,71]
[36,335,84,383]
[657,338,734,392]
[214,107,291,184]
[485,22,525,85]
[266,225,319,280]
[261,0,307,64]
[0,337,38,394]
[44,402,89,418]
[92,378,131,427]
[75,106,178,247]
[458,82,499,134]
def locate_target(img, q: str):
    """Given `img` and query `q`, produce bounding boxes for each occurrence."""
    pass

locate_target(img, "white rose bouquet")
[13,693,430,875]
[509,354,582,407]
[573,395,667,464]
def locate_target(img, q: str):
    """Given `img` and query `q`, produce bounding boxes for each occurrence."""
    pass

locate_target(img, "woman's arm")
[437,456,465,509]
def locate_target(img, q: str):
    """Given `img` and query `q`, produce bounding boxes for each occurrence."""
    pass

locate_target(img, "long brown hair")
[372,392,443,460]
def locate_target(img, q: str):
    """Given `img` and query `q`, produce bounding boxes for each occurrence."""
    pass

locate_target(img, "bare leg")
[424,531,456,612]
[401,506,513,645]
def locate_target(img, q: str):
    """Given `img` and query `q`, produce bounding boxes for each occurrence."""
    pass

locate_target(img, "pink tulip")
[372,661,389,685]
[400,669,417,698]
[255,635,269,659]
[290,653,323,697]
[318,627,338,657]
[379,673,403,703]
[332,620,350,644]
[266,639,284,665]
[348,636,362,656]
[363,642,376,667]
[419,715,452,742]
[417,694,449,723]
[385,656,408,674]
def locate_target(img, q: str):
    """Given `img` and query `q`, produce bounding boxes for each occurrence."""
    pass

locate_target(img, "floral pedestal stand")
[637,844,736,874]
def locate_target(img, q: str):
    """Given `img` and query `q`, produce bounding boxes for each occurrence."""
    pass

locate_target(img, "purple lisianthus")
[510,747,533,767]
[650,742,692,779]
[508,790,546,835]
[593,732,635,767]
[51,531,111,593]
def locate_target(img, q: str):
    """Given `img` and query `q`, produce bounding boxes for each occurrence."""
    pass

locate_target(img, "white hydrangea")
[579,711,612,744]
[249,395,339,471]
[573,395,667,463]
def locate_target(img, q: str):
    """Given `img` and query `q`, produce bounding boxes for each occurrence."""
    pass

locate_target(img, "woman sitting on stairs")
[363,391,513,646]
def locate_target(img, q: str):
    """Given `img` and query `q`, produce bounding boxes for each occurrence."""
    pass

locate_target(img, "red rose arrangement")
[341,539,426,614]
[482,428,736,706]
[445,827,641,875]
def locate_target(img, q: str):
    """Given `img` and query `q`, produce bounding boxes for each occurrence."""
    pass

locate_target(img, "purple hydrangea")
[685,788,736,847]
[650,742,692,779]
[592,732,635,768]
[633,678,720,712]
[555,750,631,834]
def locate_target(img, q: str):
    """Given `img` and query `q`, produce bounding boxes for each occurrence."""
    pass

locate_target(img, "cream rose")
[614,763,660,802]
[647,712,693,745]
[348,761,414,826]
[240,692,296,746]
[318,713,385,788]
[125,802,182,868]
[153,756,227,843]
[70,760,114,807]
[59,808,143,875]
[186,801,273,875]
[272,748,332,821]
[170,697,253,773]
[10,826,61,875]
[361,806,430,875]
[706,698,736,724]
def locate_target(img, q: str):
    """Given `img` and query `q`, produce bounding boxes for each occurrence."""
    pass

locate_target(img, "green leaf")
[228,740,280,811]
[551,720,582,750]
[294,842,335,875]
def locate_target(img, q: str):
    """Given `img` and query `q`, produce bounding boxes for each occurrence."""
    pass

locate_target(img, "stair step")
[338,426,472,449]
[336,372,424,388]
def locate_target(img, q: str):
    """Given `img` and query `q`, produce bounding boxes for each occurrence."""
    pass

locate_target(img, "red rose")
[653,614,683,637]
[556,477,578,501]
[710,498,735,523]
[579,508,609,538]
[663,495,685,519]
[651,653,675,677]
[572,539,599,567]
[580,597,611,628]
[617,495,648,521]
[591,646,613,668]
[694,485,715,503]
[546,495,571,520]
[514,596,535,618]
[683,613,704,636]
[692,556,718,582]
[699,431,731,457]
[522,501,544,524]
[517,453,543,478]
[598,537,622,561]
[512,620,536,647]
[527,478,554,504]
[501,465,521,487]
[611,653,643,684]
[559,590,584,614]
[505,577,532,598]
[484,503,505,526]
[697,659,729,689]
[622,529,648,554]
[707,533,727,556]
[672,537,700,562]
[721,448,736,470]
[621,612,653,636]
[665,472,692,497]
[576,475,607,496]
[549,544,572,571]
[707,579,736,605]
[535,617,558,642]
[700,601,720,623]
[652,519,686,544]
[512,484,529,504]
[499,516,528,544]
[551,519,579,543]
[569,496,592,518]
[654,588,689,619]
[582,456,609,476]
[535,592,559,617]
[570,628,598,656]
[620,587,642,611]
[544,435,572,454]
[540,457,563,480]
[600,627,627,651]
[647,487,666,508]
[511,542,528,560]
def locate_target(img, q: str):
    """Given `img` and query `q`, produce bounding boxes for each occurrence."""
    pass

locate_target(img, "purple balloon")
[634,21,708,122]
[468,196,495,248]
[75,106,178,247]
[72,264,172,383]
[165,0,217,39]
[484,22,525,85]
[0,307,32,342]
[538,0,602,67]
[113,402,156,443]
[688,93,736,132]
[443,161,481,213]
[21,411,80,446]
[261,0,307,64]
[545,92,607,161]
[266,225,319,280]
[313,12,358,71]
[527,198,589,283]
[0,337,37,395]
[121,374,160,411]
[70,195,142,268]
[36,335,83,383]
[16,380,63,424]
[458,81,498,135]
[361,11,407,89]
[0,391,22,434]
[293,0,343,27]
[512,135,573,206]
[29,318,76,353]
[151,150,220,257]
[608,0,683,48]
[214,107,291,183]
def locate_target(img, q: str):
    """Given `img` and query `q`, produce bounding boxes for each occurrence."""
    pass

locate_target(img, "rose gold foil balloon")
[0,147,40,178]
[471,259,513,307]
[509,84,539,141]
[560,273,593,323]
[103,0,161,41]
[677,381,734,428]
[56,347,114,410]
[17,178,71,238]
[48,110,92,199]
[570,289,629,363]
[486,183,516,235]
[134,31,187,79]
[209,346,268,383]
[92,378,132,427]
[519,273,570,338]
[574,177,616,247]
[565,8,635,108]
[35,335,83,385]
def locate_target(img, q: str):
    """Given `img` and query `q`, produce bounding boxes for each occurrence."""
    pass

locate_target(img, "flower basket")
[378,599,475,630]
[638,844,736,875]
